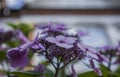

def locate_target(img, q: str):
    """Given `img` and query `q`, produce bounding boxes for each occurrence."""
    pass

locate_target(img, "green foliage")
[44,68,54,77]
[78,71,98,77]
[100,64,120,77]
[78,64,120,77]
[10,71,41,77]
[115,66,120,73]
[100,64,109,77]
[28,50,34,60]
[8,23,33,36]
[5,40,20,48]
[0,51,6,61]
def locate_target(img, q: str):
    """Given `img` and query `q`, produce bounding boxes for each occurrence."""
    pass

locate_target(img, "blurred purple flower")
[16,30,28,43]
[71,65,77,77]
[7,46,29,68]
[51,23,68,31]
[37,22,68,32]
[7,23,108,76]
[76,30,88,36]
[96,53,109,63]
[0,29,14,43]
[31,33,45,50]
[34,64,45,73]
[46,35,76,49]
[99,44,120,65]
[77,43,108,63]
[89,60,102,76]
[31,43,45,50]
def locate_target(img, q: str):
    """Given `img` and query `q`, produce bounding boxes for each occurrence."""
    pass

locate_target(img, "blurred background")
[0,0,120,74]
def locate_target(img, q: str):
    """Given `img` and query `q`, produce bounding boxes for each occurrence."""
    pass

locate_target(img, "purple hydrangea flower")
[31,33,45,50]
[46,35,77,49]
[96,53,109,63]
[7,33,45,67]
[7,23,109,76]
[99,45,120,65]
[34,64,45,73]
[50,23,68,31]
[7,46,29,68]
[89,60,102,76]
[77,43,108,63]
[16,30,28,43]
[0,29,14,43]
[37,22,68,32]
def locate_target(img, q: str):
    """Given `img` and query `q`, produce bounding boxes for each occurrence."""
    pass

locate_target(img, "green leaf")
[78,71,98,77]
[28,50,34,60]
[100,64,109,71]
[10,71,41,77]
[17,23,33,36]
[7,23,33,36]
[108,72,120,77]
[5,40,20,47]
[100,64,109,77]
[115,66,120,73]
[44,68,54,77]
[99,64,120,77]
[0,51,6,61]
[7,23,17,29]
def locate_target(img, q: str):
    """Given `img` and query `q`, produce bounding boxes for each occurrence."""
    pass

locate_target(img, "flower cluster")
[0,28,28,51]
[0,29,14,44]
[99,43,120,70]
[7,23,107,77]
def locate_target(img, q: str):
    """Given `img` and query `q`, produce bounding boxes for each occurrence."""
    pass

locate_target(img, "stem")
[60,57,76,70]
[7,73,11,77]
[54,57,61,77]
[45,50,56,69]
[108,54,112,71]
[54,67,59,77]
